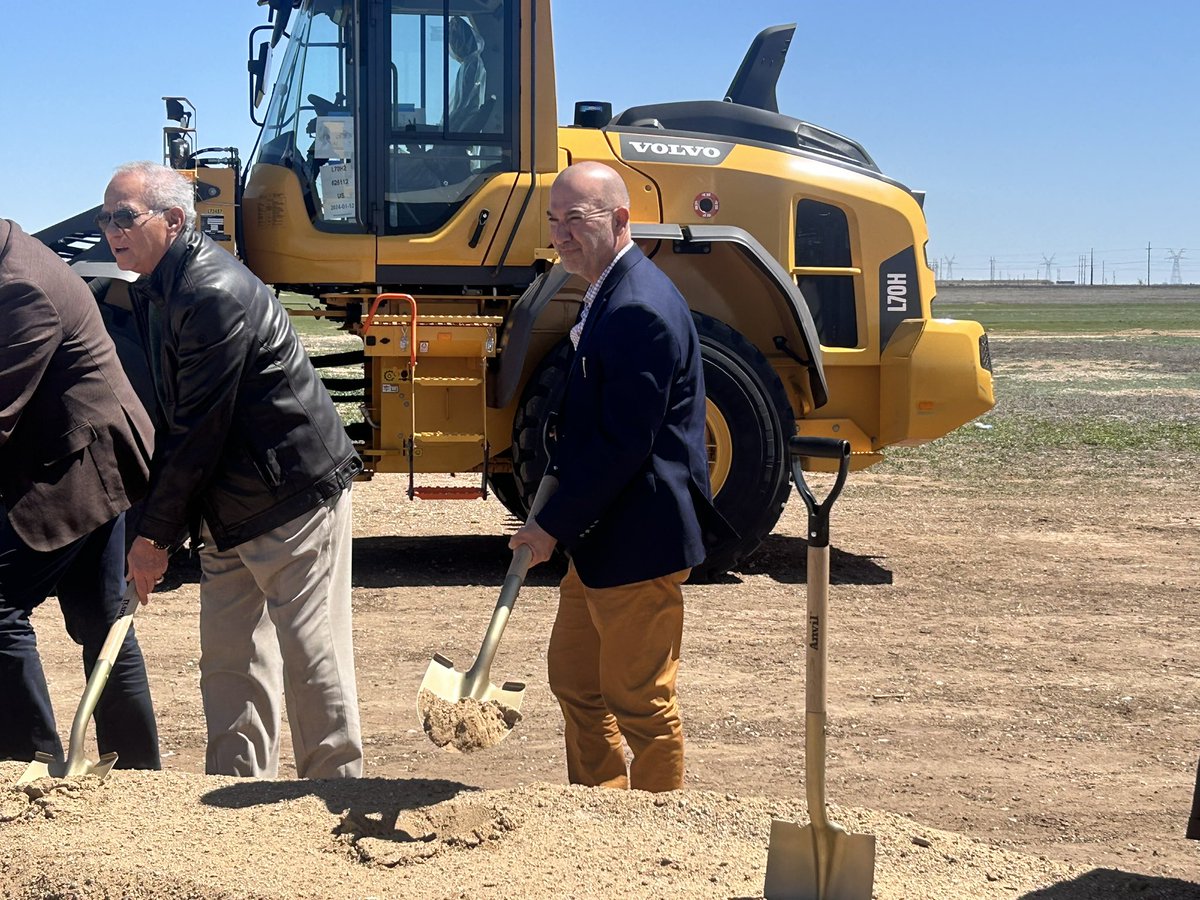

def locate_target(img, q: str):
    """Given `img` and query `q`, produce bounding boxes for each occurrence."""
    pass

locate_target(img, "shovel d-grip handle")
[788,437,850,548]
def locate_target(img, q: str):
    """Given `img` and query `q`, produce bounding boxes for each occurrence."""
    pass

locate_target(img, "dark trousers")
[0,511,160,769]
[1189,757,1200,840]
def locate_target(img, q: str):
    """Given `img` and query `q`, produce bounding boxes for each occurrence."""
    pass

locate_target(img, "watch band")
[146,537,171,551]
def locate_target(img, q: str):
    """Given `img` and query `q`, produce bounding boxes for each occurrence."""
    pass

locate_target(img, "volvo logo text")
[629,141,721,158]
[619,134,732,166]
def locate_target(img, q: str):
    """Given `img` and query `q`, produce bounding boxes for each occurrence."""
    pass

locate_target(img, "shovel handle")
[527,473,559,518]
[464,476,559,689]
[790,439,848,831]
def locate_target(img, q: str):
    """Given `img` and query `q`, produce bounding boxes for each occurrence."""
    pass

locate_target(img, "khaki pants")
[198,489,362,779]
[547,561,688,792]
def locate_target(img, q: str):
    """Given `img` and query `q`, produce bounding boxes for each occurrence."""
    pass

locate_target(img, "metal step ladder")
[361,293,501,500]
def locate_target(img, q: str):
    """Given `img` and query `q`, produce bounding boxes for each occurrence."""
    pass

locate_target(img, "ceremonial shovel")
[764,437,875,900]
[417,475,558,742]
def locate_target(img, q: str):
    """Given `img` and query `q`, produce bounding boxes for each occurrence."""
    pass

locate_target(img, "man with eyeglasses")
[509,161,731,793]
[99,161,364,780]
[0,216,160,770]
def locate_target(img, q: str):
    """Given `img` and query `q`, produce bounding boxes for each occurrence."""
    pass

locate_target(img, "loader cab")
[245,0,556,286]
[254,0,516,237]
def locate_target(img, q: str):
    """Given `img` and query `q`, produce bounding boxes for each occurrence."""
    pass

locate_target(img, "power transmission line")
[1166,248,1186,285]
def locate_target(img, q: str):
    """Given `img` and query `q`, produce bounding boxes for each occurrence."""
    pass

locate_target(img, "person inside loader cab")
[100,161,364,780]
[447,15,487,133]
[0,217,160,770]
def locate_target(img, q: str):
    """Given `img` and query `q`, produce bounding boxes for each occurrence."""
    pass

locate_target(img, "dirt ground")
[2,319,1198,899]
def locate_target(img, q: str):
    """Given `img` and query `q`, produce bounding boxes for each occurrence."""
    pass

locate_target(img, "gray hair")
[112,161,196,221]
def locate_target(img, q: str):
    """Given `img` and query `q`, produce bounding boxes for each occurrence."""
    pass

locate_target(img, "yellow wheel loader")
[38,1,994,577]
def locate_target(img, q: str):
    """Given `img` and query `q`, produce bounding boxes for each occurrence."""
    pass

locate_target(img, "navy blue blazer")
[535,244,729,588]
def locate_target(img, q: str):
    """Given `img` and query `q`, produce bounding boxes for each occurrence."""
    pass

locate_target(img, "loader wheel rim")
[705,398,733,495]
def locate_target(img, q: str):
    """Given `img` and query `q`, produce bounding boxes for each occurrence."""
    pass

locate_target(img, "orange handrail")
[362,292,417,369]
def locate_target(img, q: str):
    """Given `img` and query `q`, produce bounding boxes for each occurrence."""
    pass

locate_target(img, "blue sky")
[2,1,1196,284]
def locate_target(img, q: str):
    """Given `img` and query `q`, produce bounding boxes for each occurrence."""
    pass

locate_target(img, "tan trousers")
[198,488,362,779]
[547,561,688,792]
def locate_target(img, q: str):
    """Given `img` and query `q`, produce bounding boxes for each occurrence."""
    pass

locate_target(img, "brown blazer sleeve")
[0,279,60,449]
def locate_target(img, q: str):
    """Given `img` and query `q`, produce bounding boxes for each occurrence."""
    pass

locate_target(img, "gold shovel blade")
[416,653,526,753]
[417,653,526,710]
[764,819,875,900]
[16,751,120,786]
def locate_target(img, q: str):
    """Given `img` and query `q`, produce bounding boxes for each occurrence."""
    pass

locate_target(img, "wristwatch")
[145,537,171,551]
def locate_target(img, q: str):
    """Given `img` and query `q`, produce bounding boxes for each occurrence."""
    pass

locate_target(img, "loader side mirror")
[247,26,274,126]
[250,40,273,109]
[165,98,190,127]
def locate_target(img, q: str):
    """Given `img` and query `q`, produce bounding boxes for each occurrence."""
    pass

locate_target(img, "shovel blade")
[764,819,875,900]
[418,653,526,710]
[15,751,119,786]
[416,653,526,752]
[15,752,57,786]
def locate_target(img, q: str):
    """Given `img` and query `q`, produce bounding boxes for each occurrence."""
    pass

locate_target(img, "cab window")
[384,1,515,234]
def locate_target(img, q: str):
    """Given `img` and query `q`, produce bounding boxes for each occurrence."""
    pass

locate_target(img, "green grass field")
[931,300,1200,333]
[884,296,1200,481]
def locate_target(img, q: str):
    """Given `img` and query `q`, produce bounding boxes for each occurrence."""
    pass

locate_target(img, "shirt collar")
[583,241,634,305]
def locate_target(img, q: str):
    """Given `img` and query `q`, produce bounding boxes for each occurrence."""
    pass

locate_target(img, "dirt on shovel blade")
[417,688,522,752]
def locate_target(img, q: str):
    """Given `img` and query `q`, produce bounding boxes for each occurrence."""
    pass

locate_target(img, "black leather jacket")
[131,229,361,550]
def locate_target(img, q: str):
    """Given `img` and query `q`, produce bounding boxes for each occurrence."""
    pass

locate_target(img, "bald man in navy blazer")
[0,217,160,768]
[511,162,731,793]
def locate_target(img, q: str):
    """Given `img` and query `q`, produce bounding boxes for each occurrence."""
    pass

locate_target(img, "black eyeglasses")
[94,208,164,232]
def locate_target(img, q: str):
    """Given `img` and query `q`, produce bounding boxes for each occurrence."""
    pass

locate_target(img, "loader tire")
[509,317,793,577]
[511,338,573,512]
[690,313,794,579]
[487,459,527,521]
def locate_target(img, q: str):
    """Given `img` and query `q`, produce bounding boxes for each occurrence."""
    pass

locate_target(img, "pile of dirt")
[417,688,523,752]
[4,762,1196,899]
[0,773,105,823]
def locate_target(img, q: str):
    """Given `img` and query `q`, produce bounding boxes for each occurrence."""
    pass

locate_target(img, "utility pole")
[1147,242,1152,285]
[989,256,996,281]
[1090,248,1094,286]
